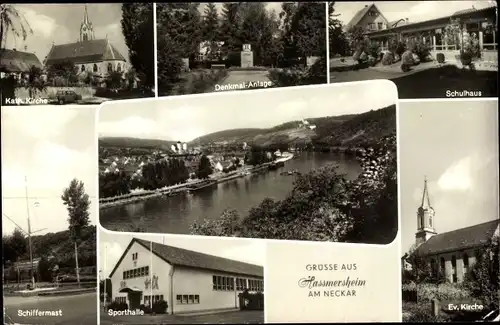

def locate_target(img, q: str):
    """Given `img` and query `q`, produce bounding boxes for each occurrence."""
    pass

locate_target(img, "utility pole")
[24,176,35,289]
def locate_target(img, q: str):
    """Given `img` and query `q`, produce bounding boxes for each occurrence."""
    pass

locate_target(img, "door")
[128,292,142,310]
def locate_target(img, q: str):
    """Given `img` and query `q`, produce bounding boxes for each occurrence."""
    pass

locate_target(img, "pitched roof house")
[0,48,43,73]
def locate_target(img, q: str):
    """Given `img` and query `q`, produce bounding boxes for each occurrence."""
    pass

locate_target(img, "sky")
[1,105,98,236]
[3,3,130,64]
[99,81,397,142]
[99,230,266,278]
[332,1,497,25]
[399,100,499,254]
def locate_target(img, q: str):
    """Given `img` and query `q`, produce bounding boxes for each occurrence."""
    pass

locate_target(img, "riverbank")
[99,162,276,209]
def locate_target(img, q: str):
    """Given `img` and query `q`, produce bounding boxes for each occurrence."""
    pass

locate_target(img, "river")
[99,152,362,234]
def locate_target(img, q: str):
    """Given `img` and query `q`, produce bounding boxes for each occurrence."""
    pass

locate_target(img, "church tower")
[415,177,437,246]
[80,5,95,42]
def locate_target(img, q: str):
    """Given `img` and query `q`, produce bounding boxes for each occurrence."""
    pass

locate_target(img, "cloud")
[2,106,79,139]
[2,140,94,192]
[99,116,158,137]
[101,23,122,40]
[22,8,58,39]
[437,152,494,192]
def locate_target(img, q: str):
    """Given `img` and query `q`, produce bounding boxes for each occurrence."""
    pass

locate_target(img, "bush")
[152,299,168,314]
[460,51,473,66]
[388,39,406,58]
[139,304,152,314]
[436,53,445,63]
[381,52,394,66]
[411,282,472,302]
[403,301,451,323]
[407,39,431,62]
[268,56,327,87]
[367,55,377,67]
[366,42,381,60]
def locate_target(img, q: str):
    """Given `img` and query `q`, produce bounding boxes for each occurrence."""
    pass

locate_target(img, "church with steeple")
[44,4,128,79]
[404,177,499,284]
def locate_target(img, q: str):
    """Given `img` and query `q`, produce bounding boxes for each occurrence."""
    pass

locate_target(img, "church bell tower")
[80,5,95,42]
[415,177,437,246]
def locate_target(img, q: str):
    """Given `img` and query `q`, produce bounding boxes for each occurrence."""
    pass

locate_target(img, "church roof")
[44,39,126,66]
[415,219,500,256]
[0,48,43,72]
[109,238,264,279]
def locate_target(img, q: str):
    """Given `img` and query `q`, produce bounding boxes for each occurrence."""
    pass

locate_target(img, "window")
[93,64,98,72]
[463,253,469,275]
[222,277,227,290]
[440,257,445,278]
[369,10,376,16]
[144,295,151,306]
[117,63,122,72]
[212,275,217,290]
[377,22,383,30]
[451,256,457,283]
[108,63,113,72]
[429,215,433,228]
[81,65,85,72]
[116,297,126,304]
[123,271,126,279]
[368,23,375,31]
[122,266,149,279]
[177,294,200,304]
[132,253,138,260]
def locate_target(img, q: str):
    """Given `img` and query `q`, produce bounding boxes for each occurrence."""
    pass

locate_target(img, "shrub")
[139,304,152,314]
[367,55,377,67]
[407,39,431,62]
[152,299,168,314]
[403,301,451,323]
[107,301,128,311]
[366,42,381,61]
[414,282,472,302]
[268,57,326,87]
[436,53,445,63]
[381,52,394,66]
[388,39,406,58]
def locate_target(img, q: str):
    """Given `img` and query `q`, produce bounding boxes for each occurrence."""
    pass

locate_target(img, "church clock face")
[82,27,86,31]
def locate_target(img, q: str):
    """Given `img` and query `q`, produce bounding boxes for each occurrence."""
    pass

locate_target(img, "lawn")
[330,65,498,99]
[100,310,264,324]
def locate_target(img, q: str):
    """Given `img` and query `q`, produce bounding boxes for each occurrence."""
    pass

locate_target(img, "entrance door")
[128,292,142,310]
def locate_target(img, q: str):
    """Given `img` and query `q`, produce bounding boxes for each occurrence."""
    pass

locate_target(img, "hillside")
[190,108,394,148]
[315,105,396,147]
[26,226,96,268]
[99,137,176,150]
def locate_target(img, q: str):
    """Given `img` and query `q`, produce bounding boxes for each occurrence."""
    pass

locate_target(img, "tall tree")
[202,3,220,60]
[329,2,349,57]
[292,2,327,58]
[197,155,213,179]
[156,3,202,94]
[0,4,32,49]
[219,2,242,58]
[2,228,28,265]
[61,179,91,288]
[121,3,155,92]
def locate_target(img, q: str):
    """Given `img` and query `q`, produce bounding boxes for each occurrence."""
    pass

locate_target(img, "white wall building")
[108,238,264,314]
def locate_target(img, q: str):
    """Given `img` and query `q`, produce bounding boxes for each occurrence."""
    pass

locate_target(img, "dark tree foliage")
[142,158,190,189]
[99,171,131,198]
[61,179,91,243]
[197,155,213,179]
[202,3,220,60]
[329,2,349,56]
[46,60,78,86]
[2,228,28,265]
[121,3,155,91]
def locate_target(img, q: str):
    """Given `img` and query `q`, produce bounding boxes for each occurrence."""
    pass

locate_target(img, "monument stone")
[240,44,254,68]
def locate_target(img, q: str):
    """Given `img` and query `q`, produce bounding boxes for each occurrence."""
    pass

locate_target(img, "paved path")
[4,292,97,325]
[211,70,271,92]
[100,310,264,324]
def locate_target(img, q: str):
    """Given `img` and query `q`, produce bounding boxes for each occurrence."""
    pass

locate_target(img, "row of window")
[115,297,126,304]
[144,294,164,305]
[123,266,149,279]
[212,275,264,292]
[429,252,473,283]
[176,294,200,304]
[80,62,122,73]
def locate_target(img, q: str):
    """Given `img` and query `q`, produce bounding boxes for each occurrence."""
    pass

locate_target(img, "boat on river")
[186,180,217,192]
[280,170,301,176]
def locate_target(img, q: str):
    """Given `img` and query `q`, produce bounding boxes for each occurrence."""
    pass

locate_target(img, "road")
[212,70,272,92]
[4,292,97,325]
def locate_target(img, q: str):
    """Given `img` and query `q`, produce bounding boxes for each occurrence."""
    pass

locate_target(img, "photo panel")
[0,3,155,107]
[328,1,498,99]
[97,81,399,246]
[1,105,98,325]
[99,229,266,324]
[399,99,499,322]
[265,240,402,322]
[156,2,328,96]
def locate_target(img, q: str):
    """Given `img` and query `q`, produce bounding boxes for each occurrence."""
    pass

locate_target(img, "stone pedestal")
[181,58,190,71]
[240,51,254,68]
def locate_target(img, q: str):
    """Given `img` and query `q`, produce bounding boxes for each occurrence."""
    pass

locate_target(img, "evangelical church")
[403,177,499,284]
[43,5,128,78]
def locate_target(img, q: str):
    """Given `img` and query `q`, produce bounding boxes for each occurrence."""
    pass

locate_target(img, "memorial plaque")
[242,44,251,51]
[241,51,254,68]
[306,56,320,67]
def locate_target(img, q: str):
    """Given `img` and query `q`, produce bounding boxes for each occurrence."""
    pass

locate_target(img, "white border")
[325,1,330,83]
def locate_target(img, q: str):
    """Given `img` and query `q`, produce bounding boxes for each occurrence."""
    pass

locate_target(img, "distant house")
[406,178,499,283]
[348,3,498,64]
[0,48,43,76]
[108,238,264,313]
